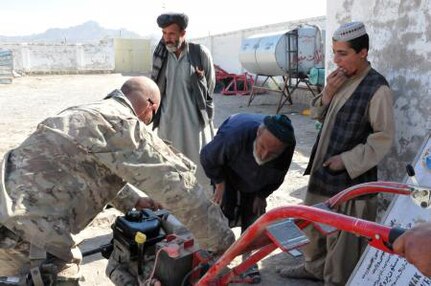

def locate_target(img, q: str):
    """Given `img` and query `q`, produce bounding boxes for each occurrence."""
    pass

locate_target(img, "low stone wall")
[0,40,114,75]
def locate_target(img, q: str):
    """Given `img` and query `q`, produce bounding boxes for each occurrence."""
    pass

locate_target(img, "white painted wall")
[0,17,326,76]
[192,16,326,74]
[327,0,431,180]
[0,40,114,74]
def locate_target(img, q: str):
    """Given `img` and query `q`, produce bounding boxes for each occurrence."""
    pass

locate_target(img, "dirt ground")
[0,74,322,286]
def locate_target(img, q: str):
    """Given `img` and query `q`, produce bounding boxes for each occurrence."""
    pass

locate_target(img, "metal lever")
[406,164,431,208]
[406,164,419,185]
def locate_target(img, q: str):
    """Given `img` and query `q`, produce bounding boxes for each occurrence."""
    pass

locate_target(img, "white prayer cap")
[333,21,367,41]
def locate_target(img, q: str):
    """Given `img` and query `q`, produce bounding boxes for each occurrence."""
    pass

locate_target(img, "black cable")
[137,243,145,276]
[180,264,206,286]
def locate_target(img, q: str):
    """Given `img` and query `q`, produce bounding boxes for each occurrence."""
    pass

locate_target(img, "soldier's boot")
[106,257,138,286]
[54,262,81,286]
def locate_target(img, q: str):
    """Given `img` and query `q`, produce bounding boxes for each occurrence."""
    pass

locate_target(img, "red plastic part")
[195,181,413,285]
[184,238,195,249]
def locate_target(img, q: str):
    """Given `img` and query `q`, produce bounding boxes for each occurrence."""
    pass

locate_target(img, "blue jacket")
[200,113,295,198]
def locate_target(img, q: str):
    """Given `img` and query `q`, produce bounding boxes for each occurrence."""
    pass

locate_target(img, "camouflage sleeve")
[110,184,147,213]
[88,119,235,253]
[38,100,235,254]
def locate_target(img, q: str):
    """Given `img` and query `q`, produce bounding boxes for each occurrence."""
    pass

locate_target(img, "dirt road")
[0,74,321,285]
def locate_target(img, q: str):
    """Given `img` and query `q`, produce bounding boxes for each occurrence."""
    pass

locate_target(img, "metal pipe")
[327,181,411,207]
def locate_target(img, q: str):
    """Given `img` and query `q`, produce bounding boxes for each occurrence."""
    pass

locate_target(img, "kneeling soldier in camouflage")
[0,76,234,285]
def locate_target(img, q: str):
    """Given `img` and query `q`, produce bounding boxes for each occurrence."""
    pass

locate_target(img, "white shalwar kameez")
[157,47,214,188]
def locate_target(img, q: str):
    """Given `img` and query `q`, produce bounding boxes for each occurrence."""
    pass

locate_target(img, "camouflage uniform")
[0,90,234,280]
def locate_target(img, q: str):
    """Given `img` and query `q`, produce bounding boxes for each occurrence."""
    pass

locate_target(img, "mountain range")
[0,21,144,43]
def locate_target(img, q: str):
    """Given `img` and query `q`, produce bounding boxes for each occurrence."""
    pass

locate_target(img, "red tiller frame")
[195,181,412,286]
[215,65,254,96]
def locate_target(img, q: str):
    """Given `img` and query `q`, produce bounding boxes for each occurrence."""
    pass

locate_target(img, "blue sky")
[0,0,326,38]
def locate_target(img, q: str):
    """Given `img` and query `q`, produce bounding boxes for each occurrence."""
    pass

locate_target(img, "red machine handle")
[327,181,411,208]
[196,205,406,285]
[196,182,411,285]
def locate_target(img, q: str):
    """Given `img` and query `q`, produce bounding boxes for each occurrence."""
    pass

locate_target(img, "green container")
[309,67,325,86]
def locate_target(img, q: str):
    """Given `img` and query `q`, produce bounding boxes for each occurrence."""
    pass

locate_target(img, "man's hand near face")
[322,68,348,105]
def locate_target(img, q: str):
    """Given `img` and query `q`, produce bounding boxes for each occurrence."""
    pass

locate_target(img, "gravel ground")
[0,74,322,286]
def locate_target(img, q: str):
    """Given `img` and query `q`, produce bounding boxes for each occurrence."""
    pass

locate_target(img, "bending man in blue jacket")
[200,113,296,283]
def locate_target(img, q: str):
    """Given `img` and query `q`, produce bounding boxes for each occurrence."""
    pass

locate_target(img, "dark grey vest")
[306,68,389,196]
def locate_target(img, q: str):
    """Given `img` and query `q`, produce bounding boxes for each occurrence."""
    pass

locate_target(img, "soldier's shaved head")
[121,77,160,124]
[121,77,160,110]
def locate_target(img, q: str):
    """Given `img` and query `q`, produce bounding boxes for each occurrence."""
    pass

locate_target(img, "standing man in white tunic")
[151,12,216,189]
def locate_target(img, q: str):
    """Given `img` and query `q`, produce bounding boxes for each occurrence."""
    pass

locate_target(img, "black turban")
[157,13,189,29]
[263,114,295,145]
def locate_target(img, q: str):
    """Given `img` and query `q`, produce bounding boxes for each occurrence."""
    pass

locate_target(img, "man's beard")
[166,40,181,53]
[253,141,275,166]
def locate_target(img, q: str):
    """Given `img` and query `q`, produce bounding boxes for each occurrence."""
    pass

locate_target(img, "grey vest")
[306,68,389,196]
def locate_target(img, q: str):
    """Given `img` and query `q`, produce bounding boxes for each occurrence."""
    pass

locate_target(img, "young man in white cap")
[151,12,216,191]
[279,21,395,285]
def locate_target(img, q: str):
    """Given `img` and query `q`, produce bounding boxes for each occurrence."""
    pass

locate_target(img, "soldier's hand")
[213,182,225,205]
[135,197,163,211]
[253,197,267,216]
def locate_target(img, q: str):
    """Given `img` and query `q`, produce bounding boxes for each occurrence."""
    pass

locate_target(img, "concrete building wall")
[192,16,326,74]
[0,18,326,76]
[114,38,152,74]
[0,40,114,74]
[0,50,13,83]
[327,0,431,181]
